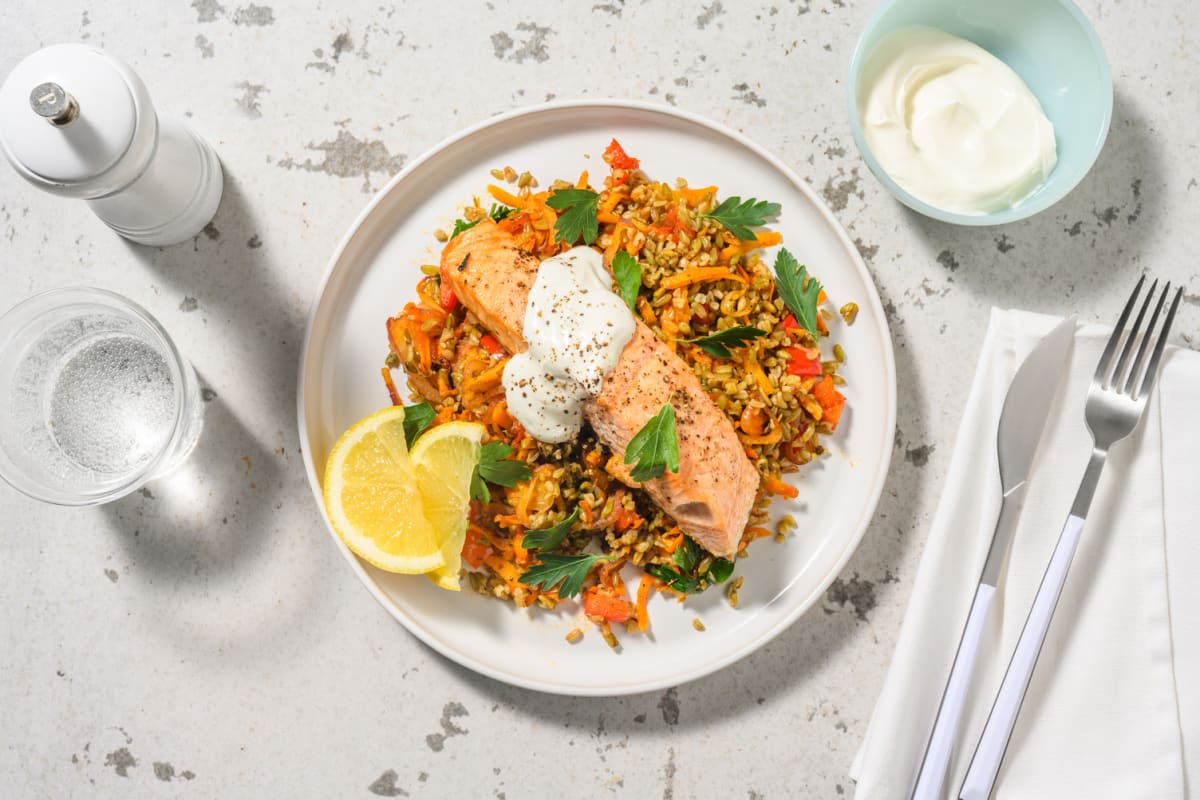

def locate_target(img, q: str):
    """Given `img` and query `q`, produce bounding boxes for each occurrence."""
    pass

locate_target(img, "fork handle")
[958,513,1087,800]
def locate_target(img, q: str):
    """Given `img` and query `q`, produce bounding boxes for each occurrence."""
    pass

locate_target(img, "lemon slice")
[323,407,445,574]
[410,421,484,591]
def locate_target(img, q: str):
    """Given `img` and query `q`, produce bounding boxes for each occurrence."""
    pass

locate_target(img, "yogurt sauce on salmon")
[502,246,635,443]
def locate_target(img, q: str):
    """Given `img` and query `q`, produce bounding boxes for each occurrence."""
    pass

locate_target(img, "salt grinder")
[0,44,223,247]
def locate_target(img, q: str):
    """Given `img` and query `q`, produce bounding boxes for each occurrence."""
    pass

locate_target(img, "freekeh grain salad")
[368,139,849,646]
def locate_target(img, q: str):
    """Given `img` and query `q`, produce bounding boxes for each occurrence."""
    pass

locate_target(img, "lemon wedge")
[322,407,445,574]
[410,421,484,591]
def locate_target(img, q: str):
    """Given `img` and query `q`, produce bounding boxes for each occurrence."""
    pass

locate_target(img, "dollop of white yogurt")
[502,246,635,443]
[858,26,1057,215]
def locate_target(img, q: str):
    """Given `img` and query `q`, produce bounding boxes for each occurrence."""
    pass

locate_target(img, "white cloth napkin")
[851,308,1199,799]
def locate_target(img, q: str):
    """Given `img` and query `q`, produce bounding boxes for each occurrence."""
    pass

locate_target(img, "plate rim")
[297,98,898,696]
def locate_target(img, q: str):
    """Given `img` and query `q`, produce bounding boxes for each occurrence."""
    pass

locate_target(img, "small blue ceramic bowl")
[847,0,1113,226]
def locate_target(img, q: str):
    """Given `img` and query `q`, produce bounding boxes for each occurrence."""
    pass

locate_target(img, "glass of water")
[0,288,203,505]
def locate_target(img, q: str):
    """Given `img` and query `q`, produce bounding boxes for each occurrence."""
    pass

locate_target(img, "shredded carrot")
[463,359,506,393]
[746,526,774,540]
[677,185,718,206]
[636,296,657,326]
[599,190,625,215]
[385,316,407,359]
[512,538,529,566]
[596,189,628,225]
[487,401,514,429]
[603,224,626,266]
[659,266,746,291]
[763,476,799,499]
[635,574,655,632]
[513,479,537,527]
[381,367,402,406]
[661,527,684,554]
[739,426,783,445]
[720,230,782,263]
[745,353,774,396]
[576,170,589,189]
[486,184,525,208]
[613,502,643,533]
[410,325,433,372]
[579,498,594,526]
[415,275,444,312]
[485,554,521,586]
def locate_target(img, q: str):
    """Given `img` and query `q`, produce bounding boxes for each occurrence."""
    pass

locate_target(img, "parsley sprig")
[772,247,822,338]
[401,402,436,448]
[698,196,780,240]
[623,404,680,483]
[521,507,580,551]
[519,553,611,599]
[470,440,534,503]
[546,188,600,245]
[682,325,766,359]
[450,204,516,239]
[612,250,642,312]
[644,535,735,594]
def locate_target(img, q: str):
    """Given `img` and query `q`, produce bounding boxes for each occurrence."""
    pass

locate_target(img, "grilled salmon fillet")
[440,220,759,557]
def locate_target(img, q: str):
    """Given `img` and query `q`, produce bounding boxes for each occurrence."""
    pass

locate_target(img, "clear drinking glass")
[0,287,203,505]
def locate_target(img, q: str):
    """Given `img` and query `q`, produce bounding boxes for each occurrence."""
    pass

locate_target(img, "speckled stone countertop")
[1,1,1196,797]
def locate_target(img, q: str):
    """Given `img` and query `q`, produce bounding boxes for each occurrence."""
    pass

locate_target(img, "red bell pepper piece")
[461,526,493,569]
[602,138,640,171]
[583,586,632,622]
[479,334,504,357]
[783,346,823,377]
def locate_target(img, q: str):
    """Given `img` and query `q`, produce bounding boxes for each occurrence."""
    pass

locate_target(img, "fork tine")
[1094,276,1144,383]
[1135,286,1183,401]
[1124,281,1170,395]
[1109,278,1157,389]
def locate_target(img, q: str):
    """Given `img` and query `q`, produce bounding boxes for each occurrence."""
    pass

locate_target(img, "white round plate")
[298,100,896,696]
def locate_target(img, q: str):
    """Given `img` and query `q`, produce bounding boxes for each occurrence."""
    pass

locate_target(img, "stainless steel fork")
[959,277,1184,800]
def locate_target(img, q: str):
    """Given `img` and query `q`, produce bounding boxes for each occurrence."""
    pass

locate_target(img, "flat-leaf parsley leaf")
[772,247,822,338]
[623,404,680,482]
[546,188,600,245]
[682,325,766,359]
[521,507,580,551]
[470,440,533,503]
[612,250,642,312]
[698,196,780,240]
[402,402,436,448]
[520,553,610,599]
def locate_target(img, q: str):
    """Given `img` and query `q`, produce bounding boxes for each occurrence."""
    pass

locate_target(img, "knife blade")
[910,316,1076,800]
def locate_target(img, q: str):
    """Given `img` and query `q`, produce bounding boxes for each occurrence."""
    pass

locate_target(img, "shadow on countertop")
[98,388,330,659]
[115,164,308,433]
[98,166,330,660]
[429,273,929,737]
[902,87,1163,314]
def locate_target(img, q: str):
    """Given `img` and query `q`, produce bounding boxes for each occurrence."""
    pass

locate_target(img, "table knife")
[910,317,1076,800]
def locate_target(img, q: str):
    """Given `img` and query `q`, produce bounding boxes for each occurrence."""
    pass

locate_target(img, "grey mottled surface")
[1,1,1197,797]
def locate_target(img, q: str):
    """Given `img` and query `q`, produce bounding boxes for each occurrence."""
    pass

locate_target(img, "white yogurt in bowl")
[857,26,1057,215]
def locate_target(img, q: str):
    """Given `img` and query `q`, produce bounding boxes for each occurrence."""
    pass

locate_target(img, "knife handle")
[911,583,996,800]
[959,514,1087,800]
